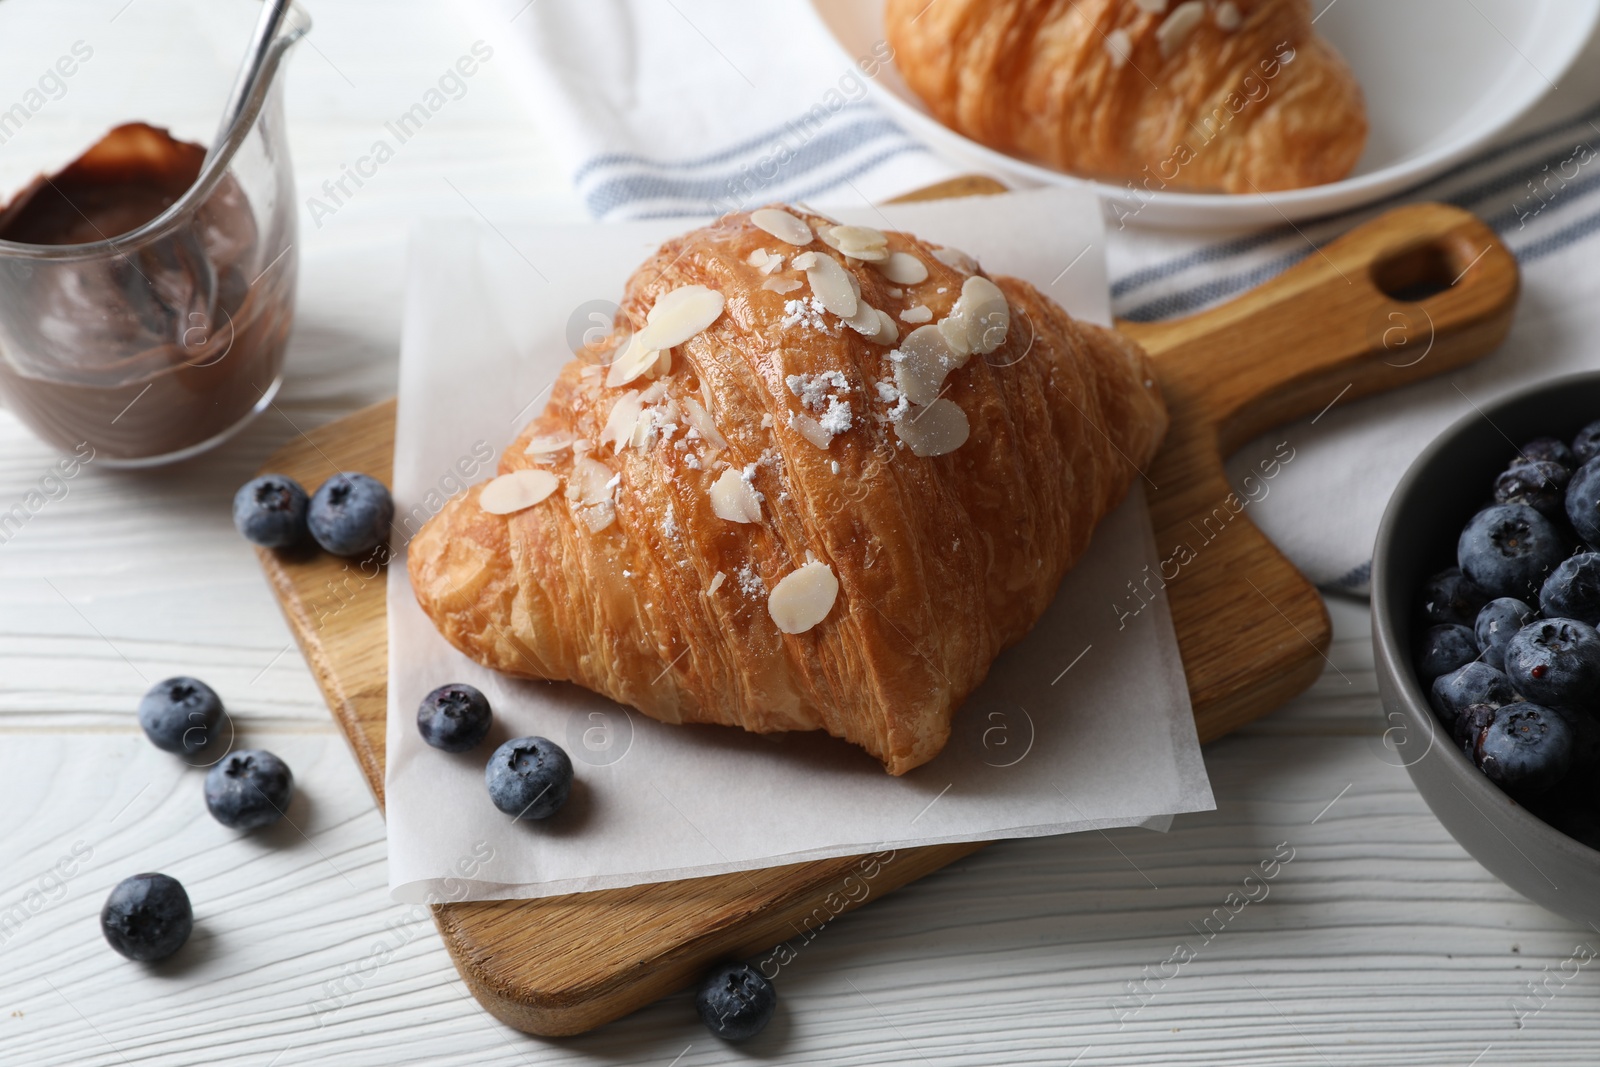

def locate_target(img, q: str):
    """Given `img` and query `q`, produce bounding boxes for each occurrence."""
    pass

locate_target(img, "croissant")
[407,207,1167,774]
[885,0,1367,194]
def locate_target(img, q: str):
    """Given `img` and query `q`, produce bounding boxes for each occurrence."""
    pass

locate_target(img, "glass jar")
[0,0,310,466]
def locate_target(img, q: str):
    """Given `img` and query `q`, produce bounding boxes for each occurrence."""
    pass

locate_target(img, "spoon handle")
[205,0,293,167]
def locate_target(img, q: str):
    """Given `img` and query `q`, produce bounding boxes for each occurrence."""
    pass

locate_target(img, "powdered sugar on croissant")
[408,207,1167,774]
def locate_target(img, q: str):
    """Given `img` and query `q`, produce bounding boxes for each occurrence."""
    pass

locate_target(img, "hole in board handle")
[1369,239,1474,303]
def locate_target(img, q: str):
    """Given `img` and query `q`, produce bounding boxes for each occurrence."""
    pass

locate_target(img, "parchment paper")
[385,187,1214,902]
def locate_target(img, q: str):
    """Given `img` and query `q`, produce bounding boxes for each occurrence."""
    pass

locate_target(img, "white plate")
[810,0,1600,229]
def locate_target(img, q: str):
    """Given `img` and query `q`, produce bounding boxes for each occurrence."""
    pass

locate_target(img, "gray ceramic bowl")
[1372,371,1600,928]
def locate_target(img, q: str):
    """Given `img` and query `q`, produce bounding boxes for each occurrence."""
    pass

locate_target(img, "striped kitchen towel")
[468,0,1600,595]
[467,0,960,219]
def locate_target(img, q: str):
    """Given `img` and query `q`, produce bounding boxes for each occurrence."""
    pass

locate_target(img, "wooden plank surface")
[15,595,1600,1066]
[4,3,1598,1063]
[252,199,1517,1034]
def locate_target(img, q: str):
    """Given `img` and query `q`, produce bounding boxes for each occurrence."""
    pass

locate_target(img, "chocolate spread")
[0,123,292,462]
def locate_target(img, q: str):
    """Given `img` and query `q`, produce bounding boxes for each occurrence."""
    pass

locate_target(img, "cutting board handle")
[1118,202,1517,739]
[1119,201,1519,456]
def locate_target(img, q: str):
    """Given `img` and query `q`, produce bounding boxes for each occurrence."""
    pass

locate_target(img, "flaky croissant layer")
[409,207,1167,774]
[886,0,1368,193]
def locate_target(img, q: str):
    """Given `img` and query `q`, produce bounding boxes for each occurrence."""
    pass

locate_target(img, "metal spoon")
[203,0,293,172]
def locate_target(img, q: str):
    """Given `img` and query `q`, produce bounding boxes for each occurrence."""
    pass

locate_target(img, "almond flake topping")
[682,396,728,450]
[602,391,645,452]
[762,277,802,294]
[1157,1,1206,56]
[580,500,616,532]
[1133,0,1167,11]
[941,274,1010,356]
[605,333,661,388]
[751,207,813,246]
[821,224,890,262]
[842,300,896,344]
[636,284,725,352]
[1105,28,1133,67]
[523,432,575,457]
[789,411,836,450]
[894,397,970,457]
[878,308,901,344]
[567,456,616,504]
[796,253,858,318]
[707,571,726,594]
[480,470,560,515]
[709,467,762,523]
[1215,1,1241,29]
[747,248,786,275]
[876,251,929,285]
[891,325,963,407]
[931,246,977,274]
[768,559,839,634]
[900,304,933,324]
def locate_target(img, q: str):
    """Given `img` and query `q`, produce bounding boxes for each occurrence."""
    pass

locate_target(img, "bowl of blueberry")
[1373,373,1600,927]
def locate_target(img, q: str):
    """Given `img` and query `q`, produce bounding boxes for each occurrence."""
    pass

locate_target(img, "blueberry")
[1568,459,1600,548]
[417,683,492,753]
[232,475,308,549]
[1471,702,1574,797]
[695,962,777,1041]
[1474,598,1536,669]
[307,472,393,557]
[137,676,224,756]
[1418,567,1488,627]
[1454,701,1502,755]
[485,737,572,820]
[1414,624,1478,681]
[1457,504,1567,599]
[1572,420,1600,466]
[1517,436,1574,470]
[1430,661,1514,730]
[1494,459,1570,519]
[101,873,192,962]
[1503,618,1600,709]
[204,750,294,830]
[1540,552,1600,626]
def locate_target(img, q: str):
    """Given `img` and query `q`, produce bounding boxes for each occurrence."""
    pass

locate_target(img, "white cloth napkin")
[466,0,962,219]
[467,0,1600,594]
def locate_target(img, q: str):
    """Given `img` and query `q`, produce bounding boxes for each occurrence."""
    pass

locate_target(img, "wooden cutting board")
[255,188,1518,1035]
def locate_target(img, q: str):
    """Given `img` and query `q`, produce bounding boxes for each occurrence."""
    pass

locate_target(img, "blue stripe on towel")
[1116,137,1600,322]
[624,141,936,221]
[1325,560,1372,592]
[1113,107,1600,308]
[581,116,919,217]
[1112,100,1600,301]
[1518,201,1600,263]
[1120,247,1316,322]
[572,102,880,187]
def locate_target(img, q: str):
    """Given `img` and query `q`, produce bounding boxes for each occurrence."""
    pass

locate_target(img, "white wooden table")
[2,3,1598,1064]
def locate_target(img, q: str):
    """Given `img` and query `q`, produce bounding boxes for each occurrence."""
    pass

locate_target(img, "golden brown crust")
[408,209,1168,774]
[885,0,1367,193]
